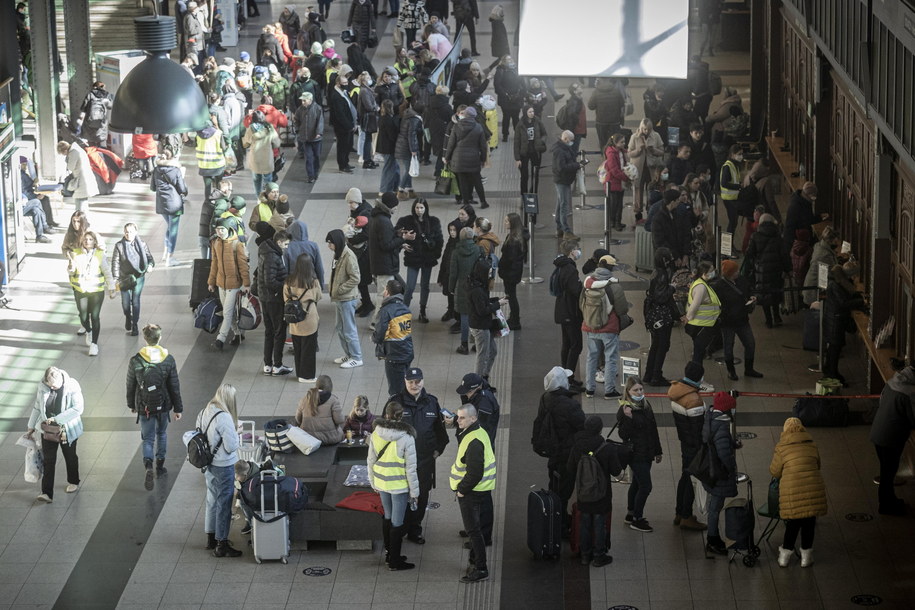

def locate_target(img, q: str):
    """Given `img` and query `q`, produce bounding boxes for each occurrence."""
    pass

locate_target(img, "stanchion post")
[522,193,543,284]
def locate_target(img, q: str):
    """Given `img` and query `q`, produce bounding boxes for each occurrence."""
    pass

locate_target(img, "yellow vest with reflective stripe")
[719,159,740,200]
[256,202,273,224]
[196,130,225,171]
[450,427,496,492]
[370,433,409,493]
[687,278,721,327]
[69,249,107,293]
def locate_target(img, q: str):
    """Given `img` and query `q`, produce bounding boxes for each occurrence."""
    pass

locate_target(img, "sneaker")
[595,369,605,384]
[263,365,273,375]
[88,343,99,356]
[85,333,92,346]
[460,568,489,583]
[298,377,316,383]
[37,493,52,503]
[585,390,595,398]
[213,340,224,351]
[272,365,293,376]
[630,518,653,533]
[65,484,79,493]
[699,382,715,392]
[77,327,87,336]
[604,388,621,399]
[36,235,52,243]
[333,356,349,364]
[624,513,634,524]
[340,359,363,369]
[592,554,613,567]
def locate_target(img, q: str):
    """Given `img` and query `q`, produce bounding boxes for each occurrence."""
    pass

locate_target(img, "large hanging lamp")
[109,16,208,134]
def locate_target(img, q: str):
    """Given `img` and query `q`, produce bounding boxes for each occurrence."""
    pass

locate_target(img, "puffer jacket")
[126,344,184,414]
[256,239,287,303]
[580,268,629,333]
[803,240,838,305]
[199,187,228,239]
[294,390,345,445]
[29,370,85,443]
[344,411,377,438]
[498,237,525,285]
[283,220,325,289]
[552,255,582,325]
[587,79,625,126]
[368,200,404,275]
[395,108,423,160]
[551,140,579,185]
[493,64,525,108]
[376,113,400,155]
[534,387,586,471]
[373,293,414,363]
[769,429,827,520]
[513,115,547,160]
[871,367,915,448]
[449,237,482,314]
[468,275,499,330]
[395,213,443,268]
[702,410,738,497]
[208,236,250,289]
[150,157,188,215]
[283,279,321,337]
[475,231,500,257]
[243,123,281,175]
[445,117,487,173]
[367,418,420,498]
[668,379,706,454]
[617,400,662,461]
[745,220,787,306]
[425,94,453,156]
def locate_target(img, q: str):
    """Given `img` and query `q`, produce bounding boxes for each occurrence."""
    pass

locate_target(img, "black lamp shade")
[109,16,209,135]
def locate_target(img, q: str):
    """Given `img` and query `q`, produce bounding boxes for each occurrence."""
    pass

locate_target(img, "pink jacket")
[603,145,628,193]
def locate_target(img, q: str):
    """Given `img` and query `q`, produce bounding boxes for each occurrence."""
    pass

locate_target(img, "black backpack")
[187,411,227,471]
[87,96,108,123]
[532,407,561,458]
[555,102,574,131]
[411,81,434,114]
[575,442,608,503]
[137,361,167,416]
[283,292,314,324]
[548,265,564,297]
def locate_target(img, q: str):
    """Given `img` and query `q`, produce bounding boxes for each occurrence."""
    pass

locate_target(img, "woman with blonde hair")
[294,376,345,444]
[769,417,827,568]
[627,118,666,223]
[69,231,116,356]
[197,383,241,557]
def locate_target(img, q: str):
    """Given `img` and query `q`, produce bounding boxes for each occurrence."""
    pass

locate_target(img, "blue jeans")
[334,299,362,361]
[204,464,235,540]
[120,275,145,324]
[359,128,373,161]
[304,139,322,179]
[160,213,181,255]
[404,266,431,308]
[140,412,170,461]
[579,511,607,557]
[380,154,400,193]
[586,331,620,392]
[707,493,725,539]
[379,490,409,527]
[23,198,48,237]
[627,459,654,520]
[554,183,572,232]
[460,313,469,343]
[398,157,414,190]
[252,172,271,196]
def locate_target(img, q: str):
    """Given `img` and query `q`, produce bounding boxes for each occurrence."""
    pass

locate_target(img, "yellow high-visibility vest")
[256,202,273,223]
[370,433,409,494]
[687,278,721,327]
[196,130,225,171]
[450,427,496,492]
[719,159,740,200]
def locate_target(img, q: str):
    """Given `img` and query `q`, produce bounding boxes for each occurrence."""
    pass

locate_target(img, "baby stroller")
[724,478,762,566]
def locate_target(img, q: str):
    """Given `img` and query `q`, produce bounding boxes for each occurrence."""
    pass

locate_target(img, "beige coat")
[295,392,345,444]
[769,430,828,520]
[329,246,360,302]
[283,279,322,336]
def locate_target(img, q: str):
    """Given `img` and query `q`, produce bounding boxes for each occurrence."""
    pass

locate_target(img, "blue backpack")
[194,296,223,334]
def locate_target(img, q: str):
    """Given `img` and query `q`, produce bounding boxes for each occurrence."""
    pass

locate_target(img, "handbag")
[41,420,63,443]
[61,174,76,198]
[767,476,781,518]
[492,309,510,337]
[392,26,403,48]
[605,422,634,470]
[341,28,354,44]
[618,312,634,332]
[361,111,379,133]
[409,156,420,178]
[273,151,286,174]
[434,172,453,195]
[687,441,726,488]
[119,274,138,290]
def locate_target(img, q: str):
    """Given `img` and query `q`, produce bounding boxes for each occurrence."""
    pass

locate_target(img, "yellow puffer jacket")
[769,430,828,520]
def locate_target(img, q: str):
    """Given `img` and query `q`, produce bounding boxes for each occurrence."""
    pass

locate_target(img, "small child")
[480,95,499,151]
[343,395,376,441]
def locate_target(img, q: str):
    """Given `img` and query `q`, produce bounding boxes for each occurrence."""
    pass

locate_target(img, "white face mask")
[707,270,717,280]
[661,171,670,181]
[631,394,644,402]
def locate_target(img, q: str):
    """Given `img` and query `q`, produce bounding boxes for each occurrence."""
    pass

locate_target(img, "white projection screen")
[518,0,690,79]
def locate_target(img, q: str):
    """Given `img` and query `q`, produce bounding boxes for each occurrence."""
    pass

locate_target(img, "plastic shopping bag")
[409,155,420,178]
[16,435,42,483]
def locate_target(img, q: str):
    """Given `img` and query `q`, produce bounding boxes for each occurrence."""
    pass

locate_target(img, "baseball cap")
[405,367,424,380]
[456,373,484,395]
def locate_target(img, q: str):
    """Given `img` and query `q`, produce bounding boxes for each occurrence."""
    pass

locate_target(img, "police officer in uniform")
[390,367,449,544]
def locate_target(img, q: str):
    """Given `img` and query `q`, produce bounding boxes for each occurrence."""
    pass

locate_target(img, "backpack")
[532,407,561,458]
[723,112,750,140]
[480,249,499,281]
[137,360,167,416]
[555,102,574,131]
[283,292,315,324]
[236,290,262,331]
[186,410,228,471]
[579,286,612,329]
[194,296,224,333]
[548,265,564,297]
[411,81,434,114]
[87,96,108,123]
[575,442,608,503]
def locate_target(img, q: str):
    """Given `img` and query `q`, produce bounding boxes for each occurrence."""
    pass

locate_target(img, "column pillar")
[28,0,59,180]
[63,0,92,126]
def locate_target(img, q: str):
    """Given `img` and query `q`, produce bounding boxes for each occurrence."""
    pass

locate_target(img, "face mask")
[366,78,374,86]
[631,394,644,402]
[565,139,574,146]
[707,270,717,280]
[661,171,669,181]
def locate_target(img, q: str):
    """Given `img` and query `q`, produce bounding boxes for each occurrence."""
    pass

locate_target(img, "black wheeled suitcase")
[802,309,820,351]
[190,258,212,310]
[527,489,562,559]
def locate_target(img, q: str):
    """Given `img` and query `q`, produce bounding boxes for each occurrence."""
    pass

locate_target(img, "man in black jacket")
[255,224,292,378]
[126,324,184,491]
[783,181,827,254]
[551,130,581,239]
[651,189,687,266]
[712,259,764,381]
[369,192,411,326]
[347,188,374,316]
[391,368,449,543]
[553,239,585,387]
[452,404,495,583]
[871,364,915,515]
[328,72,358,172]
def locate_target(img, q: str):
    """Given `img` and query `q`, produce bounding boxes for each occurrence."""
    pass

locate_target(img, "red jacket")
[131,134,158,159]
[335,491,384,514]
[603,145,628,193]
[242,105,290,130]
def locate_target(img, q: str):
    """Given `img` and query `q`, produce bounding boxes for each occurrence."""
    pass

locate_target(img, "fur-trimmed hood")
[372,417,417,439]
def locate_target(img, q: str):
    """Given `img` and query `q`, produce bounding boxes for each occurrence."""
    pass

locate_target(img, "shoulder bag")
[41,420,63,443]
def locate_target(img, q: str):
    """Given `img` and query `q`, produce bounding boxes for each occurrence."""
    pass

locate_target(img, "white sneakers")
[263,365,272,375]
[85,333,92,347]
[298,377,317,383]
[88,343,99,356]
[272,365,292,376]
[340,359,363,369]
[66,484,79,493]
[699,381,715,392]
[333,356,348,364]
[37,493,52,503]
[595,369,605,383]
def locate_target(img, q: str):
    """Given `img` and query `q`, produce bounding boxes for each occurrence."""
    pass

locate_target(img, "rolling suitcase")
[252,470,290,564]
[190,258,212,310]
[802,309,820,351]
[634,225,653,273]
[527,489,562,559]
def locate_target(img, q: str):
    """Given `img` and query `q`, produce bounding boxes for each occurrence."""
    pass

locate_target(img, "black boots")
[745,359,763,378]
[456,342,469,355]
[144,458,154,491]
[206,532,217,550]
[725,360,738,381]
[387,525,414,570]
[441,309,455,322]
[417,308,429,323]
[706,535,727,556]
[156,458,167,476]
[382,518,406,565]
[213,540,243,557]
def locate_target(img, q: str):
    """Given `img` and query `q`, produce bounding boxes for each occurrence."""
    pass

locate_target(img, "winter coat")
[823,266,866,347]
[329,86,357,132]
[791,232,813,285]
[79,88,113,144]
[265,74,291,110]
[494,65,525,109]
[347,0,376,47]
[344,411,377,438]
[367,418,420,497]
[242,123,281,175]
[256,33,283,66]
[395,108,423,160]
[565,428,622,513]
[195,403,239,468]
[373,294,414,363]
[395,213,443,268]
[803,240,839,305]
[745,220,787,306]
[603,145,628,193]
[424,94,453,156]
[256,239,287,303]
[283,220,326,289]
[391,387,450,465]
[668,379,707,457]
[707,93,743,138]
[398,0,429,30]
[871,367,915,449]
[553,255,583,325]
[617,400,663,461]
[329,245,361,302]
[651,207,682,258]
[475,231,500,257]
[551,140,579,185]
[513,115,547,160]
[241,105,289,131]
[131,134,158,159]
[489,13,510,58]
[199,187,227,239]
[498,237,525,285]
[702,410,738,497]
[284,279,322,337]
[208,236,250,290]
[375,80,405,110]
[627,129,665,175]
[295,390,345,445]
[783,190,819,252]
[376,114,400,155]
[468,276,499,330]
[533,388,586,471]
[279,9,301,39]
[356,85,380,129]
[291,77,322,112]
[294,101,325,142]
[368,200,404,275]
[29,370,85,443]
[445,117,487,173]
[126,345,184,414]
[449,238,482,314]
[580,269,629,333]
[111,236,154,286]
[647,266,677,329]
[769,429,827,520]
[712,275,753,327]
[438,220,462,292]
[149,158,188,215]
[587,79,625,127]
[64,145,99,200]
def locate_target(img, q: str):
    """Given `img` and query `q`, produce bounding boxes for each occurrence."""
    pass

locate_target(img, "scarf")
[120,237,150,276]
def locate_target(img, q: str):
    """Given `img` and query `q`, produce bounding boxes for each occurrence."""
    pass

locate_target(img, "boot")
[456,342,469,355]
[206,532,217,550]
[725,360,738,381]
[382,518,392,561]
[441,309,455,322]
[678,515,707,531]
[777,546,793,567]
[387,526,414,570]
[417,308,429,323]
[213,539,243,557]
[705,535,727,556]
[744,359,764,378]
[799,548,814,567]
[130,322,139,337]
[125,315,132,331]
[144,458,155,491]
[156,458,167,477]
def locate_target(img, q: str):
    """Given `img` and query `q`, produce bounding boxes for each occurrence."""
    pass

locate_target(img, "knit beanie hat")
[264,182,279,193]
[714,391,737,412]
[684,361,705,385]
[346,187,363,203]
[380,192,399,208]
[254,221,275,239]
[584,415,603,435]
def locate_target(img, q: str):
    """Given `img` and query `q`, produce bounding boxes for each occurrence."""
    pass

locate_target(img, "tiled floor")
[1,2,914,609]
